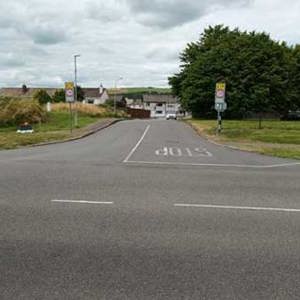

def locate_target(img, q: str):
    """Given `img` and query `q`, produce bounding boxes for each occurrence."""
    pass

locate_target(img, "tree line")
[169,25,300,118]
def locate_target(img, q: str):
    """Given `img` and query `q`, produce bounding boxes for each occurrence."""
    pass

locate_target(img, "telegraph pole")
[74,54,80,127]
[114,76,123,115]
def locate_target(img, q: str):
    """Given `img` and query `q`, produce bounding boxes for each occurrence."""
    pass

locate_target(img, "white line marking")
[123,125,151,162]
[124,160,300,169]
[51,200,114,205]
[174,203,300,213]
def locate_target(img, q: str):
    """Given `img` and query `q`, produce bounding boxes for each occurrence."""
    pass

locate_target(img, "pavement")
[1,119,300,299]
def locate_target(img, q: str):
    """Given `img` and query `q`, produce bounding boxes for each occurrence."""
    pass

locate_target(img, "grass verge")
[0,111,114,150]
[187,119,300,160]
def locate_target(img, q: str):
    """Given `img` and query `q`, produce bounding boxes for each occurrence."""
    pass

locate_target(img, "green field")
[0,112,108,149]
[108,87,171,95]
[187,119,300,159]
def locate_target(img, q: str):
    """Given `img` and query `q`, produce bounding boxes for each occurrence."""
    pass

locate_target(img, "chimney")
[99,84,104,95]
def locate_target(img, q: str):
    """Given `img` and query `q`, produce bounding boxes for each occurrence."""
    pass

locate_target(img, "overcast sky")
[0,0,299,88]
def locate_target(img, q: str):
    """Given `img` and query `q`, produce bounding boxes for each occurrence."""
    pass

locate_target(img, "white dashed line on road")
[51,200,114,205]
[174,203,300,213]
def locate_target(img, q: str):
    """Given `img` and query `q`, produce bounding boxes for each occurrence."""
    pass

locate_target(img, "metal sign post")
[215,82,227,134]
[65,82,75,134]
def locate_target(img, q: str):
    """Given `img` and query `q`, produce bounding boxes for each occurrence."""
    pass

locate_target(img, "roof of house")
[143,94,178,104]
[0,87,108,99]
[83,88,108,98]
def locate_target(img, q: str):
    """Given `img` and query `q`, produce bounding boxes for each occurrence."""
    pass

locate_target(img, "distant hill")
[107,87,171,95]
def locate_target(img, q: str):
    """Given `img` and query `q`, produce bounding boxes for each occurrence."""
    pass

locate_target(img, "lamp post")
[74,54,80,127]
[114,76,123,115]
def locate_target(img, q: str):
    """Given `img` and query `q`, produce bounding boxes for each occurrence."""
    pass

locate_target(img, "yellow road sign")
[216,83,226,91]
[65,82,74,90]
[65,82,74,102]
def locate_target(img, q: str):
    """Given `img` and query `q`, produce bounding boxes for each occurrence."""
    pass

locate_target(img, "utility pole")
[114,76,123,115]
[74,54,80,127]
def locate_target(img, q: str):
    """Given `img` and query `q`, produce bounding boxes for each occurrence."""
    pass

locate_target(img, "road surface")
[1,119,300,299]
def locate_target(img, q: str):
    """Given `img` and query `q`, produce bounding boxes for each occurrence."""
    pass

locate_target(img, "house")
[143,94,180,118]
[0,85,110,105]
[128,99,144,109]
[83,85,109,105]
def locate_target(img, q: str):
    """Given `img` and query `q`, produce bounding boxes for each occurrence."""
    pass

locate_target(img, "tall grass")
[0,97,46,125]
[51,103,107,117]
[51,103,128,118]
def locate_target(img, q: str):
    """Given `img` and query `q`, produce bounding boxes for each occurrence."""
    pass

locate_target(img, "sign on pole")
[215,82,226,103]
[215,82,227,112]
[214,82,227,133]
[65,82,75,133]
[65,82,75,103]
[214,102,227,112]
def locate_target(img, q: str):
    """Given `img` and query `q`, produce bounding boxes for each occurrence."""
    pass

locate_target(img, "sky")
[0,0,299,88]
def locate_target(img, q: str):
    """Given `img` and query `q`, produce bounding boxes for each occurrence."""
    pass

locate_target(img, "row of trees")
[33,87,84,105]
[169,25,300,118]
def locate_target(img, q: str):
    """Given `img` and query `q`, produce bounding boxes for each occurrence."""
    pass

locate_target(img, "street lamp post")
[74,54,80,127]
[114,76,123,115]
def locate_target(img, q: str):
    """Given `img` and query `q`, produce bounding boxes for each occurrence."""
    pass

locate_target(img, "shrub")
[52,89,65,103]
[0,98,46,126]
[33,89,52,105]
[105,97,127,108]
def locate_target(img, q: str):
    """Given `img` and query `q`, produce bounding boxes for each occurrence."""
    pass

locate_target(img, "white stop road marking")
[155,147,212,157]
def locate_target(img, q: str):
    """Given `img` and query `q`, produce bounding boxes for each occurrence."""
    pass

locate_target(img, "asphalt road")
[1,119,300,299]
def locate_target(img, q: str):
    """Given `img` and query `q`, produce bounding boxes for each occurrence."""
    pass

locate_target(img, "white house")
[143,94,180,118]
[83,85,109,105]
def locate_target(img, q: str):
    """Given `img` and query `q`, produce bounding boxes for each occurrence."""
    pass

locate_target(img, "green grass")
[188,119,300,159]
[0,111,107,150]
[36,112,101,132]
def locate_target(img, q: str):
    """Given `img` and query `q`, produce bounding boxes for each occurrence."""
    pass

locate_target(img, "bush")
[0,98,46,126]
[33,89,52,105]
[52,89,65,103]
[105,97,127,108]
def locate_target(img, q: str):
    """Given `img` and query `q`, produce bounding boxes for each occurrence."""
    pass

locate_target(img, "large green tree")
[289,45,300,110]
[169,25,295,118]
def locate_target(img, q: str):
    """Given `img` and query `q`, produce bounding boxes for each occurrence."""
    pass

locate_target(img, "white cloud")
[0,0,299,88]
[125,0,252,28]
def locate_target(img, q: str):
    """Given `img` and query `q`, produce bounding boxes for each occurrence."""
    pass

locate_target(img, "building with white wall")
[143,94,180,118]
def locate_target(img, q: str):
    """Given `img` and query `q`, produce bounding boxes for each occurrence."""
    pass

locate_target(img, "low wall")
[127,108,151,119]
